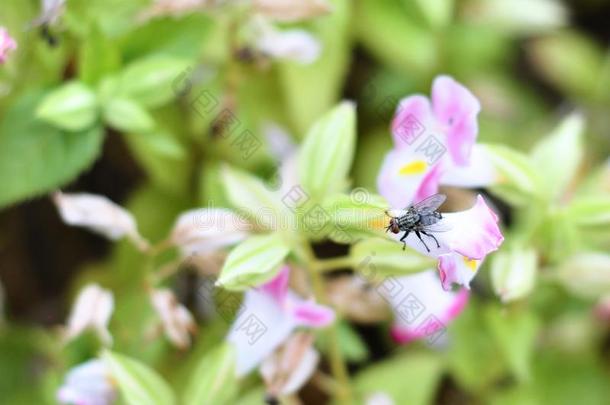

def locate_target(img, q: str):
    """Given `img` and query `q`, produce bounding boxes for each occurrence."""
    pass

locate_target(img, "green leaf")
[102,350,176,405]
[217,233,290,291]
[355,0,436,73]
[36,81,99,131]
[413,0,454,28]
[484,306,539,382]
[566,196,610,228]
[298,102,356,201]
[317,320,369,363]
[279,0,352,135]
[486,143,542,205]
[530,113,584,199]
[78,24,121,85]
[183,343,237,405]
[353,352,444,405]
[0,91,104,208]
[221,165,290,231]
[320,192,388,243]
[103,98,155,134]
[119,56,189,108]
[350,238,435,278]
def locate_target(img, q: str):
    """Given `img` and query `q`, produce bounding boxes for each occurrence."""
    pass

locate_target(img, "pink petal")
[291,300,335,328]
[431,75,480,165]
[413,162,443,202]
[383,271,469,344]
[0,27,17,64]
[259,265,290,304]
[391,95,433,149]
[443,195,504,260]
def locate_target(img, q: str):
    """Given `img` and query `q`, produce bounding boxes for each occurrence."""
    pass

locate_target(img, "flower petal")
[380,270,469,344]
[431,76,480,165]
[227,289,296,377]
[437,253,482,290]
[377,148,432,209]
[0,27,17,64]
[57,359,116,405]
[259,265,290,304]
[170,208,250,256]
[441,195,504,260]
[290,298,335,327]
[65,284,114,346]
[391,95,433,149]
[440,144,496,187]
[53,192,148,250]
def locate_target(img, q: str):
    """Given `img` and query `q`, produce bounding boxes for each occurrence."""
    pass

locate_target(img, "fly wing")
[410,194,446,215]
[420,221,452,233]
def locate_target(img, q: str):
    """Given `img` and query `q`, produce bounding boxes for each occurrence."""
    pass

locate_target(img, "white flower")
[253,18,321,64]
[150,288,197,349]
[170,208,250,257]
[57,359,117,405]
[260,332,319,396]
[64,284,114,345]
[366,392,395,405]
[253,0,332,22]
[53,192,148,250]
[32,0,66,27]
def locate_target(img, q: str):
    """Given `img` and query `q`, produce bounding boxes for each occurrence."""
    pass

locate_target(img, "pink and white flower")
[378,76,496,209]
[57,359,117,405]
[0,27,17,64]
[64,284,114,345]
[382,271,469,344]
[226,266,334,376]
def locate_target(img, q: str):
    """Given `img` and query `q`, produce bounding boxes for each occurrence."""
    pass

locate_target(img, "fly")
[385,193,447,252]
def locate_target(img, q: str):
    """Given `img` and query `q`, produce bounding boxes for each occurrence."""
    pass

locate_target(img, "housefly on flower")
[385,193,447,252]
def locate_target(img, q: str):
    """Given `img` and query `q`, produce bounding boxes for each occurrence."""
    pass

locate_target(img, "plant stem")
[315,256,353,273]
[300,242,353,404]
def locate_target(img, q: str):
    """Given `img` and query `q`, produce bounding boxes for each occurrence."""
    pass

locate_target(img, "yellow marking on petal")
[399,160,427,175]
[370,215,388,230]
[463,257,478,271]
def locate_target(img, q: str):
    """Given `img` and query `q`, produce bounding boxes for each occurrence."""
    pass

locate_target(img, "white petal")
[170,208,250,256]
[491,247,537,302]
[53,192,148,250]
[438,253,483,290]
[255,25,321,64]
[379,270,468,344]
[57,359,116,405]
[441,144,497,187]
[65,284,114,345]
[280,347,319,395]
[227,289,296,376]
[150,289,196,349]
[253,0,332,22]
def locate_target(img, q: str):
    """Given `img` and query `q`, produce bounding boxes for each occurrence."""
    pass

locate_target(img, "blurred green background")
[0,0,609,404]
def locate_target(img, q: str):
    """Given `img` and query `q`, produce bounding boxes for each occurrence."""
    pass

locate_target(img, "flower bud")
[556,253,610,299]
[53,192,148,250]
[253,0,332,22]
[150,288,196,349]
[491,247,537,302]
[260,332,319,396]
[64,284,114,345]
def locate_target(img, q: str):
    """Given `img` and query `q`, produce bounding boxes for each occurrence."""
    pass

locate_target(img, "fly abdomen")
[418,214,441,226]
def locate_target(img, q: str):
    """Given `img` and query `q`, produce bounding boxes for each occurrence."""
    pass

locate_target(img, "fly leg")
[399,230,410,250]
[421,231,440,249]
[415,230,430,252]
